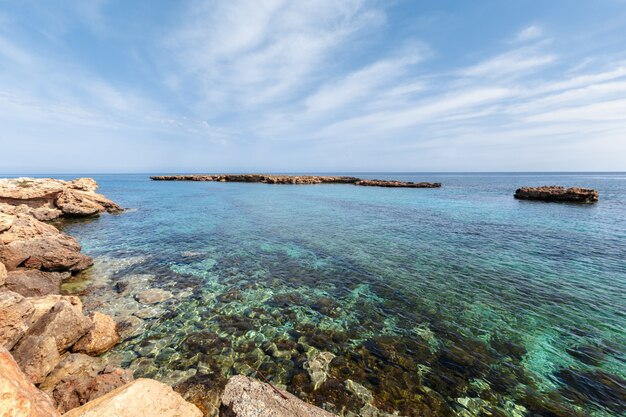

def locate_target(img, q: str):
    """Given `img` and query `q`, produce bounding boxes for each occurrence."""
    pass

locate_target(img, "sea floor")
[58,173,626,417]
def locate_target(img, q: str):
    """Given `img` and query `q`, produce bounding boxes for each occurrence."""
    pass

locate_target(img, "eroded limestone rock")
[0,290,34,350]
[62,378,202,417]
[72,312,120,355]
[5,269,70,297]
[0,347,60,417]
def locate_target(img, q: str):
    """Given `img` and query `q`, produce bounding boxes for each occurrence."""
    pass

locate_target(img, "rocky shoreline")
[514,186,599,203]
[0,178,333,417]
[150,174,442,188]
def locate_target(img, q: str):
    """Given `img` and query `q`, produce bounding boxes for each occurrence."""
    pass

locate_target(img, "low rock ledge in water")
[514,186,599,203]
[151,174,442,188]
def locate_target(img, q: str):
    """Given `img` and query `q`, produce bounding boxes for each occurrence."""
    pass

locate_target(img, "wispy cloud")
[1,0,625,172]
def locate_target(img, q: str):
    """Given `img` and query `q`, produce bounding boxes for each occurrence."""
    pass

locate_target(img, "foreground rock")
[514,186,599,203]
[62,378,203,417]
[72,312,120,355]
[0,291,34,350]
[0,209,93,272]
[151,174,441,188]
[0,178,122,218]
[0,347,61,417]
[5,269,70,296]
[12,299,92,383]
[0,261,6,285]
[221,375,337,417]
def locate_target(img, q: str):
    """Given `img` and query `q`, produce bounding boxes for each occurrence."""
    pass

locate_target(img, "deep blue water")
[33,173,626,416]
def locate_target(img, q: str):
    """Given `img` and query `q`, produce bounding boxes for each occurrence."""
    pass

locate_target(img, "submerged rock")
[135,288,173,304]
[0,347,61,417]
[304,351,336,390]
[514,186,599,203]
[62,378,202,417]
[221,375,338,417]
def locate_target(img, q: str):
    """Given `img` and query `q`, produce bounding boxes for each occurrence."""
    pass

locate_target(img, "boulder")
[514,186,599,203]
[62,378,203,417]
[5,269,69,297]
[221,375,338,417]
[72,312,120,355]
[18,299,93,353]
[11,335,61,384]
[0,290,34,350]
[44,356,133,414]
[0,261,6,286]
[40,353,105,394]
[28,295,83,326]
[0,212,92,271]
[0,211,13,232]
[55,190,107,217]
[135,288,172,304]
[0,347,60,417]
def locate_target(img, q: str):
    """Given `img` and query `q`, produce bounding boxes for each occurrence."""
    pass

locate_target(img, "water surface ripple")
[55,173,625,417]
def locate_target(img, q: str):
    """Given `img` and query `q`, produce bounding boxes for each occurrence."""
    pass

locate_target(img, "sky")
[1,0,625,173]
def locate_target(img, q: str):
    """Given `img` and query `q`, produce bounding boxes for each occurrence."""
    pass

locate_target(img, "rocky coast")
[0,178,333,417]
[150,174,442,188]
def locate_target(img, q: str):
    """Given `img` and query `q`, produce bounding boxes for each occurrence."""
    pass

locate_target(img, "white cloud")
[514,25,544,42]
[166,0,386,110]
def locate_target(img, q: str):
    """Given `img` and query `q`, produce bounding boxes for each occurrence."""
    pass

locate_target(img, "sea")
[20,172,626,416]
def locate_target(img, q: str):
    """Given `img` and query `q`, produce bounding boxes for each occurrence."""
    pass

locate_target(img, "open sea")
[32,172,626,416]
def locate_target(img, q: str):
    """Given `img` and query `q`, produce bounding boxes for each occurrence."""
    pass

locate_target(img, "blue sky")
[1,0,625,173]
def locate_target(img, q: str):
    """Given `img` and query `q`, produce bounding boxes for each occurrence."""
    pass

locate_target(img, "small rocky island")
[514,186,599,203]
[0,177,337,417]
[151,174,442,188]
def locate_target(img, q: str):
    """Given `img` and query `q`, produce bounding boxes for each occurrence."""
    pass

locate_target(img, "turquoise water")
[52,173,624,416]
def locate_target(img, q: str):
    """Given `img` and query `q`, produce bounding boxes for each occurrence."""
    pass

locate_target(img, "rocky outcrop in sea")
[514,186,599,203]
[0,177,339,416]
[150,174,442,188]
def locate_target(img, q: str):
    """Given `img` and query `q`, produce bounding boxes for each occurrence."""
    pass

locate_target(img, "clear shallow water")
[46,173,625,416]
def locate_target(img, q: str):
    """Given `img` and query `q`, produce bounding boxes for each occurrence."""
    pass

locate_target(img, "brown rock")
[0,212,12,232]
[28,295,83,326]
[0,347,60,417]
[72,312,120,355]
[514,186,599,203]
[0,261,6,286]
[0,177,122,215]
[11,335,61,384]
[5,269,70,297]
[62,378,203,417]
[40,353,105,394]
[150,174,442,188]
[0,213,92,271]
[0,290,34,350]
[45,356,133,414]
[0,178,65,208]
[18,299,93,353]
[221,375,338,417]
[55,190,106,217]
